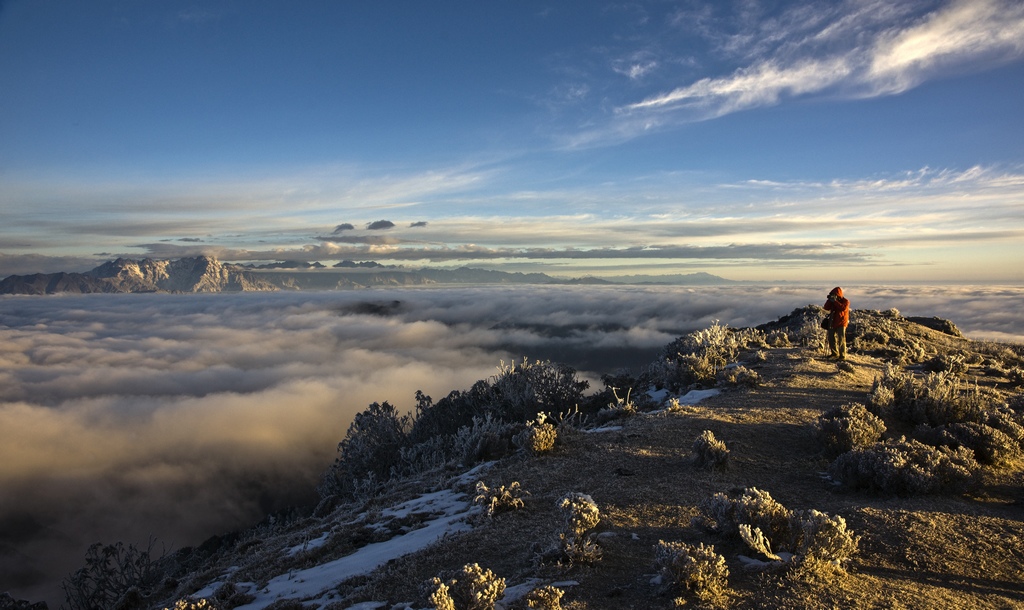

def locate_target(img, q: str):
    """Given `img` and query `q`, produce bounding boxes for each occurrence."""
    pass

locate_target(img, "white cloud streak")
[619,0,1024,124]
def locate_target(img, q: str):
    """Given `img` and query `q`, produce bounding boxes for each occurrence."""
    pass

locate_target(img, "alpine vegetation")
[61,541,166,610]
[553,492,602,566]
[473,481,528,519]
[696,487,859,573]
[829,437,980,495]
[653,540,730,604]
[652,321,767,390]
[426,563,505,610]
[512,413,558,454]
[691,429,730,469]
[815,403,887,458]
[824,347,1024,494]
[163,600,216,610]
[318,359,590,504]
[523,585,565,610]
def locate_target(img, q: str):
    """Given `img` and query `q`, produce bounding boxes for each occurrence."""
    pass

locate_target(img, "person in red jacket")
[823,286,850,359]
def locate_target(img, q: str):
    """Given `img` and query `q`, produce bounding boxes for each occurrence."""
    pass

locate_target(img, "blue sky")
[1,0,1023,282]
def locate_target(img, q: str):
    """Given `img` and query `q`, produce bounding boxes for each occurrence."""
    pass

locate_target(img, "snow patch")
[201,489,479,610]
[678,388,720,405]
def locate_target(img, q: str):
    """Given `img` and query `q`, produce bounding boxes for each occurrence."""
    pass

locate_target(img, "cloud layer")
[2,284,1023,605]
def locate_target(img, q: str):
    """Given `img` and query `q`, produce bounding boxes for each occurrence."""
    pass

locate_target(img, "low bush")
[913,422,1021,466]
[427,563,505,610]
[553,492,602,565]
[525,585,564,610]
[691,430,730,469]
[321,360,589,502]
[512,413,558,454]
[163,600,217,610]
[62,540,168,610]
[697,488,859,570]
[829,437,979,495]
[656,321,740,390]
[593,386,642,425]
[473,481,528,518]
[815,403,886,457]
[318,401,412,499]
[789,509,860,567]
[869,364,987,427]
[653,540,729,603]
[923,352,970,375]
[697,487,790,544]
[454,414,517,465]
[717,364,761,387]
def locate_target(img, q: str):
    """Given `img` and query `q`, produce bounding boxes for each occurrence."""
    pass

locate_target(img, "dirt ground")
[344,339,1024,609]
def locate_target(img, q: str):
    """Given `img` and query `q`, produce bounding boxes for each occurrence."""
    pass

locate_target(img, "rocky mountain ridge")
[0,257,278,295]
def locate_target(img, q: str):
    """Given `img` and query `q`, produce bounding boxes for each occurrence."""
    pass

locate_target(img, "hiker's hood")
[830,287,844,298]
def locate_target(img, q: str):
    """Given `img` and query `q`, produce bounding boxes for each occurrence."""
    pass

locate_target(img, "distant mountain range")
[0,256,278,295]
[0,256,741,295]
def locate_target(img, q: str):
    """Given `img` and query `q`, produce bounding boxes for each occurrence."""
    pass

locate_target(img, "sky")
[3,284,1024,605]
[2,0,1024,283]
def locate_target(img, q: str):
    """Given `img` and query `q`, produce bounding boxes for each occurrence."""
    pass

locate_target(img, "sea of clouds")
[2,283,1022,605]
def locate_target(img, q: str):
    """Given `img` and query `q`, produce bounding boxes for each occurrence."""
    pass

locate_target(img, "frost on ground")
[179,390,725,609]
[192,489,480,609]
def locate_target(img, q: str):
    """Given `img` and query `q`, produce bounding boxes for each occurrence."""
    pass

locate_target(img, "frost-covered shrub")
[473,481,528,518]
[397,433,459,476]
[595,386,638,424]
[405,360,587,449]
[1007,367,1024,386]
[559,492,600,538]
[815,403,886,457]
[924,352,970,375]
[829,437,979,495]
[657,321,741,389]
[319,401,411,499]
[789,509,860,566]
[717,365,761,387]
[766,329,791,347]
[62,541,166,610]
[697,489,859,571]
[734,327,770,350]
[691,430,730,469]
[654,540,729,602]
[513,413,558,454]
[867,363,914,418]
[913,422,1021,466]
[739,524,782,560]
[514,423,555,452]
[491,359,590,422]
[697,487,790,543]
[987,408,1024,448]
[869,364,987,427]
[455,414,517,465]
[427,563,505,610]
[555,492,602,565]
[525,585,564,610]
[163,600,217,610]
